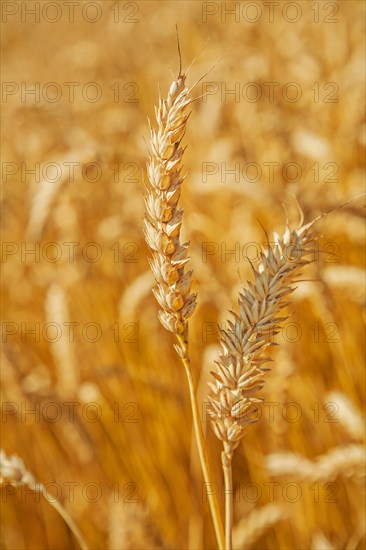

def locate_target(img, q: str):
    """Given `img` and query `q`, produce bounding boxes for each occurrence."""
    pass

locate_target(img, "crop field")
[1,1,365,549]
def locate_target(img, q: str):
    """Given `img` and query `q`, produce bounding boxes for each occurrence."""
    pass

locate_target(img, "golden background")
[1,1,365,548]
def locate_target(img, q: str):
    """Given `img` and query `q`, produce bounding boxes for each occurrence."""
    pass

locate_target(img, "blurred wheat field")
[1,1,365,549]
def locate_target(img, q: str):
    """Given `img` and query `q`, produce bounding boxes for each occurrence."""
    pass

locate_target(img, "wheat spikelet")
[232,504,286,549]
[144,63,197,340]
[266,444,366,482]
[207,219,319,459]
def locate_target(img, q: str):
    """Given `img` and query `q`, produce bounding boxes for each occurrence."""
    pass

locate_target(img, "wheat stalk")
[266,444,366,482]
[207,218,320,549]
[26,147,94,239]
[0,449,88,550]
[233,503,286,549]
[144,43,225,549]
[108,498,167,549]
[45,283,79,397]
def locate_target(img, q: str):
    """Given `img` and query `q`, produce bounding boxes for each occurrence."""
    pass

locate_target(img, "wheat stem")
[221,447,233,550]
[207,219,321,548]
[0,450,88,550]
[34,482,89,550]
[145,55,226,549]
[177,334,225,550]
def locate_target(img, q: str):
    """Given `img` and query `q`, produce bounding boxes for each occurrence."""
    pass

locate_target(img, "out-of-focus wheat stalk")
[266,444,366,482]
[144,48,224,549]
[0,450,88,550]
[45,283,78,397]
[207,218,321,549]
[325,392,365,441]
[233,504,286,549]
[26,148,94,239]
[108,498,166,549]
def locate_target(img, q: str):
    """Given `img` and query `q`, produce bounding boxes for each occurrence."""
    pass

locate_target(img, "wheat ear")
[144,72,197,339]
[144,57,225,549]
[207,218,320,549]
[0,449,88,550]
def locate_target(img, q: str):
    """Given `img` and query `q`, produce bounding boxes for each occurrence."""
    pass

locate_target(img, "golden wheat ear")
[206,193,365,549]
[207,213,325,549]
[208,192,366,456]
[144,37,225,550]
[144,72,196,339]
